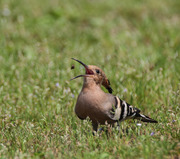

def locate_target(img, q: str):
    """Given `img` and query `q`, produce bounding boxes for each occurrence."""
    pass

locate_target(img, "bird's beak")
[70,58,94,80]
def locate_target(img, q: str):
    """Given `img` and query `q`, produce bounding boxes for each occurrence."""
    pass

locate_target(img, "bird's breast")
[75,91,112,124]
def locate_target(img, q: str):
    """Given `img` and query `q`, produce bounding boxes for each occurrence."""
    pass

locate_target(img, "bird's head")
[71,58,113,94]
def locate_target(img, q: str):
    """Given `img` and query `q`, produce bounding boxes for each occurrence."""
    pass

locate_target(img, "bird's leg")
[92,122,98,131]
[92,122,99,136]
[92,123,107,136]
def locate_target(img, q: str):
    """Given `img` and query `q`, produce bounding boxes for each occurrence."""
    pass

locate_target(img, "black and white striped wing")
[110,96,140,121]
[109,96,157,123]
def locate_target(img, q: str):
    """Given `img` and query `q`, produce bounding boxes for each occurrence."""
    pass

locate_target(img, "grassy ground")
[0,0,180,158]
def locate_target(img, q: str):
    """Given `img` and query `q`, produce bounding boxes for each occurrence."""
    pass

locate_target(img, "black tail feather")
[136,113,158,123]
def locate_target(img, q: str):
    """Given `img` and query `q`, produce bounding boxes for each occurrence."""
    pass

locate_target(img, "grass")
[0,0,180,158]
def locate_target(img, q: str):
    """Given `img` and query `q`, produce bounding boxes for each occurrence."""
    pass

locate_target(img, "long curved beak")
[71,58,94,80]
[70,74,92,80]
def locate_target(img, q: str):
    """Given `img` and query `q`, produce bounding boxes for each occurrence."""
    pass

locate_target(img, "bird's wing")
[107,96,158,123]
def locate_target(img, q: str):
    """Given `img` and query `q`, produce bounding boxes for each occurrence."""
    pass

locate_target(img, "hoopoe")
[71,58,158,131]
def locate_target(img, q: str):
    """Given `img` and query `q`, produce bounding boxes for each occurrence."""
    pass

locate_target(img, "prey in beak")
[70,58,94,80]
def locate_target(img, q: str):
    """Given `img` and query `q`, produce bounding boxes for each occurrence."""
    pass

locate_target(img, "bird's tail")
[111,97,158,123]
[135,113,158,123]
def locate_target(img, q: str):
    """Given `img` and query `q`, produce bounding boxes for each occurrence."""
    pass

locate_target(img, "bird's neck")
[81,77,102,93]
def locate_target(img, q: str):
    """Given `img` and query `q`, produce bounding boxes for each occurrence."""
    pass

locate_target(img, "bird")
[71,58,158,131]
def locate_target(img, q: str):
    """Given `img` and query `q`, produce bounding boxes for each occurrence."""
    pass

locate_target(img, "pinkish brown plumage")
[71,58,158,131]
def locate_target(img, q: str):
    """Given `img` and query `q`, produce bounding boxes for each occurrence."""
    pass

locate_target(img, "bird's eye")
[96,69,100,74]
